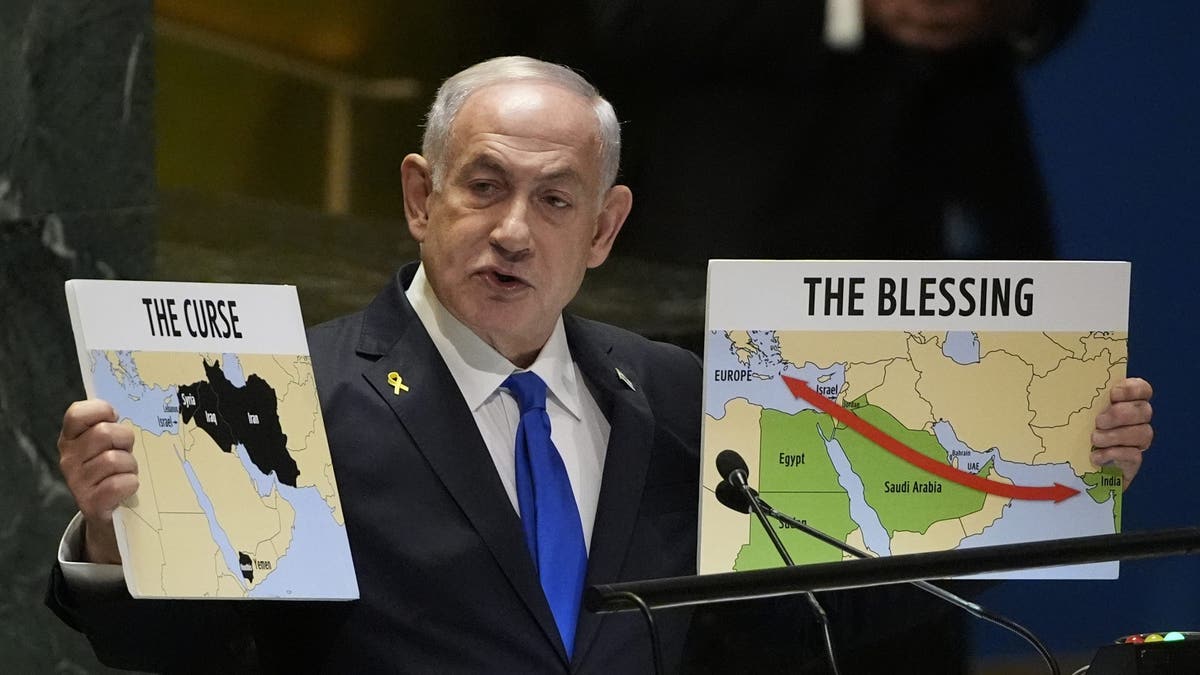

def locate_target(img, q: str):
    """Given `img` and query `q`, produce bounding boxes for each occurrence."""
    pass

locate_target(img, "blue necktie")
[504,371,587,658]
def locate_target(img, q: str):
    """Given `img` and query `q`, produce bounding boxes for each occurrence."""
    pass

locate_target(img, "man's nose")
[489,196,533,256]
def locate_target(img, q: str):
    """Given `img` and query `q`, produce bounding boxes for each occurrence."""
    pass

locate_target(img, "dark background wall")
[0,1,155,672]
[973,0,1200,664]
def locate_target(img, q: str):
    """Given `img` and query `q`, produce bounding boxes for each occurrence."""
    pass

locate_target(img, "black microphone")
[713,450,840,675]
[713,479,754,514]
[715,449,749,489]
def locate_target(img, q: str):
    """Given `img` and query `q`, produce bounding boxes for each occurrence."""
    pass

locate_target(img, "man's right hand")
[58,400,139,564]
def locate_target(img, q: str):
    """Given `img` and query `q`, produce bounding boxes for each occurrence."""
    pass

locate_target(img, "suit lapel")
[565,318,657,666]
[357,267,568,663]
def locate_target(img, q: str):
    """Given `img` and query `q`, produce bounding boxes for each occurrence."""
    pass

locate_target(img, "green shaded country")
[758,409,839,492]
[732,492,855,570]
[833,404,986,536]
[1083,467,1123,531]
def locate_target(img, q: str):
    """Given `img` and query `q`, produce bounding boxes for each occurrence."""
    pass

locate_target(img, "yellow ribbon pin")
[387,371,409,394]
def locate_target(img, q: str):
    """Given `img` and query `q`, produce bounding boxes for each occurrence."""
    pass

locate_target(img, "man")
[49,56,700,673]
[48,56,1153,673]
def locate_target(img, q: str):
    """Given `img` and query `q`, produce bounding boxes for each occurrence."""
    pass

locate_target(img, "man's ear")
[401,153,434,243]
[587,185,632,268]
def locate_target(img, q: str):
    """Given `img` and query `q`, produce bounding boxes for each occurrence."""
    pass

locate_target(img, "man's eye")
[469,182,498,195]
[544,194,571,209]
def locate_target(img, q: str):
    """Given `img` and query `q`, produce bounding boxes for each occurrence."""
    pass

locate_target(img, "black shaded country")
[239,551,254,583]
[178,380,237,453]
[182,358,301,487]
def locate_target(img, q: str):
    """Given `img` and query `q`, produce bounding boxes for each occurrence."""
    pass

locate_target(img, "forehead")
[446,81,603,175]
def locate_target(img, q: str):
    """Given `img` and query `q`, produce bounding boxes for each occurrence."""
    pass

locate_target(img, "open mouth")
[485,269,527,289]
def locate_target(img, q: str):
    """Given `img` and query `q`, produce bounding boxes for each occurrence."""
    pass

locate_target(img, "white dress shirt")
[406,265,610,551]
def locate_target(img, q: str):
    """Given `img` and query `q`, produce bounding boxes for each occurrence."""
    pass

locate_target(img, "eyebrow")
[457,153,585,187]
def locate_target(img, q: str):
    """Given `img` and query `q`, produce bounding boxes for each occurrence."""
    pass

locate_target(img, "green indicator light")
[1164,632,1186,642]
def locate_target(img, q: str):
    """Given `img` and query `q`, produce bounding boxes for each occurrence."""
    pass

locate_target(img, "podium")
[586,528,1200,674]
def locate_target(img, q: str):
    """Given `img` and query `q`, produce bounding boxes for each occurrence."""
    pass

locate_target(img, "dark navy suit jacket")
[47,263,703,673]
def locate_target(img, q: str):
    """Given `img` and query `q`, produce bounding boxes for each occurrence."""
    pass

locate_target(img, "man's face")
[402,81,630,366]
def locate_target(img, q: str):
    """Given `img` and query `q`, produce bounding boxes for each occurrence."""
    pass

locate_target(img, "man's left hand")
[1092,377,1154,487]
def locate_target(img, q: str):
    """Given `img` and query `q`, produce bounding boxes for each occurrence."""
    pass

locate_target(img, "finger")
[1092,424,1154,451]
[1109,377,1153,404]
[82,473,140,522]
[1091,446,1143,485]
[60,399,118,443]
[1095,400,1153,430]
[78,448,139,490]
[60,420,136,469]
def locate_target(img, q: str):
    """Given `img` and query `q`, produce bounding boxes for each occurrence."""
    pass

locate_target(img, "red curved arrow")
[780,375,1079,503]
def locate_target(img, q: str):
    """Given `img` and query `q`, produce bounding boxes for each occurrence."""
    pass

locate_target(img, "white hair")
[421,56,621,193]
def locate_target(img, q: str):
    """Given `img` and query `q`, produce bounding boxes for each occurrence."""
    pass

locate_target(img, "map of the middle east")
[92,349,357,599]
[699,260,1131,580]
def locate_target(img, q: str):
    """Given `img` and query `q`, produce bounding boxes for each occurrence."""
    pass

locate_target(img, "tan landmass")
[270,355,309,387]
[704,398,764,489]
[890,519,967,556]
[959,489,1013,537]
[845,528,870,560]
[185,428,294,576]
[698,489,752,574]
[122,422,162,530]
[699,398,762,574]
[118,506,166,595]
[139,424,202,515]
[725,330,758,365]
[1081,332,1129,362]
[1032,363,1121,473]
[103,352,128,387]
[976,332,1074,376]
[867,358,934,431]
[257,485,297,582]
[1028,353,1114,427]
[236,354,302,402]
[216,561,246,596]
[1036,415,1099,473]
[842,360,891,404]
[910,339,1043,463]
[776,331,911,369]
[158,512,222,596]
[254,541,281,573]
[130,351,210,389]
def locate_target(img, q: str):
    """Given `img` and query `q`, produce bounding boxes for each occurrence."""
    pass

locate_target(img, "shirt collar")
[405,264,584,419]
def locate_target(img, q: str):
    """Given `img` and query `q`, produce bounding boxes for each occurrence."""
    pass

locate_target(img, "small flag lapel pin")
[387,371,410,394]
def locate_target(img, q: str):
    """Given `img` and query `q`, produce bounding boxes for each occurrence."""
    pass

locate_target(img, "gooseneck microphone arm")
[756,496,1060,675]
[715,450,840,675]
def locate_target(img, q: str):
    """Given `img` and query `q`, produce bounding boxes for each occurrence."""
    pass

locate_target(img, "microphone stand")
[728,471,841,675]
[757,495,1060,675]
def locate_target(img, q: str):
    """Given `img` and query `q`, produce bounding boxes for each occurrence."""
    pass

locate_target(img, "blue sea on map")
[95,349,355,596]
[942,331,981,365]
[92,350,179,436]
[181,460,249,590]
[249,481,358,599]
[933,420,1118,578]
[235,444,276,497]
[705,330,845,419]
[220,353,247,387]
[820,429,891,556]
[190,441,356,598]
